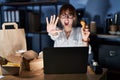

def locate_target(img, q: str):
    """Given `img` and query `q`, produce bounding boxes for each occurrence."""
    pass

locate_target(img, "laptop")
[43,47,89,74]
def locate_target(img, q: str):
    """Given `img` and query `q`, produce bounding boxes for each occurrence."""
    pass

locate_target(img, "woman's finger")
[46,17,49,24]
[52,15,56,24]
[55,17,59,25]
[50,15,53,24]
[55,30,62,33]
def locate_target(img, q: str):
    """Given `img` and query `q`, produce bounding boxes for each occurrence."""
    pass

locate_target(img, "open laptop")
[43,47,89,74]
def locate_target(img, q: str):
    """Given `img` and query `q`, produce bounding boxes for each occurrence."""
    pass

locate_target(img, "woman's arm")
[81,26,90,46]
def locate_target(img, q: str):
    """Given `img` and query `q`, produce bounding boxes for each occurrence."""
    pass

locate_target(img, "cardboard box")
[1,62,20,75]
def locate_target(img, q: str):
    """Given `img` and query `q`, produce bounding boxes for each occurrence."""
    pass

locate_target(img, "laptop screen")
[43,47,89,74]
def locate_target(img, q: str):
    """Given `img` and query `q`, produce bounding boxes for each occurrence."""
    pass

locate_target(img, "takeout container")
[1,62,20,75]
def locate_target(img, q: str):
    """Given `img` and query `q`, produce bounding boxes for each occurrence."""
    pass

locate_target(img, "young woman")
[46,4,90,48]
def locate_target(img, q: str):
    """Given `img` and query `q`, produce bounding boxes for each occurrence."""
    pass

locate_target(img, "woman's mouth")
[64,21,69,26]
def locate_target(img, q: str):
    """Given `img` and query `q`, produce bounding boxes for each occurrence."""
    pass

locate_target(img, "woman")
[45,4,94,65]
[46,4,90,49]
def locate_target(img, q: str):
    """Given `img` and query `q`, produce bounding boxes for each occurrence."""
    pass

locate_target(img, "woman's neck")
[64,27,72,32]
[64,27,72,39]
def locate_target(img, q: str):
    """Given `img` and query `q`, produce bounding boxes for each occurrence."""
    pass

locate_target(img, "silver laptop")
[43,47,89,74]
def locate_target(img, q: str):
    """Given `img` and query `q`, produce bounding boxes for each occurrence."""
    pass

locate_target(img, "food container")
[1,62,20,75]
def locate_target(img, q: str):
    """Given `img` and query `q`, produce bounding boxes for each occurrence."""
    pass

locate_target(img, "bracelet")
[82,38,90,42]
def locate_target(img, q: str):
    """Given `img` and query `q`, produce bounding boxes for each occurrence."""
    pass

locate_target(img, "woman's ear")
[73,17,76,20]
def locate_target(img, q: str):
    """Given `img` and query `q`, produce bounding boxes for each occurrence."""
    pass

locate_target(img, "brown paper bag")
[0,22,27,64]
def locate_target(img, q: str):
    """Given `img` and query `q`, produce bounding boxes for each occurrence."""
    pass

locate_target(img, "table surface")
[0,58,107,80]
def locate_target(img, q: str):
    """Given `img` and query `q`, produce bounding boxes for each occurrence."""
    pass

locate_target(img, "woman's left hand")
[81,26,90,42]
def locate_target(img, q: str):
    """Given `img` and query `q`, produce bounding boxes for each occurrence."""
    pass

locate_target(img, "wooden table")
[0,58,107,80]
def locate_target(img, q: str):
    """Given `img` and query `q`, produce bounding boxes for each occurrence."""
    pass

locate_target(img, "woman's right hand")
[46,15,62,35]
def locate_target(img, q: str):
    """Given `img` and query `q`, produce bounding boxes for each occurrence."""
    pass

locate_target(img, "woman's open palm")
[46,15,61,35]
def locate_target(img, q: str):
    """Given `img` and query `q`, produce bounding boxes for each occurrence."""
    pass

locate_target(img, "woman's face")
[59,10,75,29]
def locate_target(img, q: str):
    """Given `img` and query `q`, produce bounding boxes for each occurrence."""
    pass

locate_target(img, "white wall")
[107,0,120,14]
[70,0,120,32]
[70,0,110,27]
[70,0,88,9]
